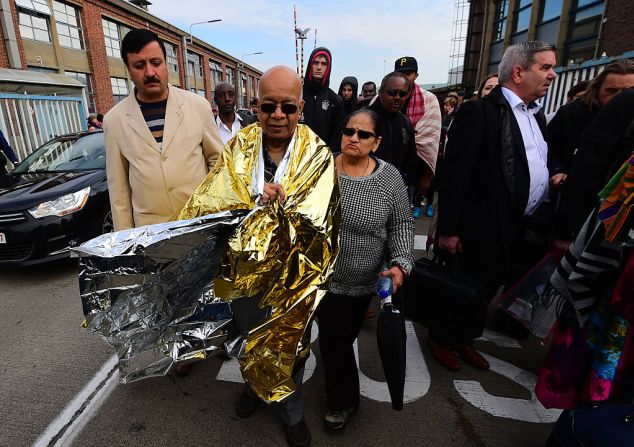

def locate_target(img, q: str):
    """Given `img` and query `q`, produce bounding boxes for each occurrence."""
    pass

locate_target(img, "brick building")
[461,0,634,94]
[0,0,262,115]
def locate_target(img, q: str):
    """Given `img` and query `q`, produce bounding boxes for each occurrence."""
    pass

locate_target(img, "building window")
[102,18,130,59]
[492,0,509,41]
[66,71,95,114]
[209,60,223,88]
[111,77,129,104]
[249,75,256,98]
[196,89,205,98]
[240,73,248,108]
[513,0,532,34]
[18,9,51,43]
[164,41,179,73]
[53,1,83,50]
[225,66,235,85]
[187,52,203,78]
[15,0,51,14]
[566,0,605,63]
[539,0,563,22]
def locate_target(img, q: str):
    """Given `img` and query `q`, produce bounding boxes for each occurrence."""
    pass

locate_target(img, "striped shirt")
[137,98,167,151]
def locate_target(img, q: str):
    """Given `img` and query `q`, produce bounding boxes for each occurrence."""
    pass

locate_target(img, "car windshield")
[14,132,105,173]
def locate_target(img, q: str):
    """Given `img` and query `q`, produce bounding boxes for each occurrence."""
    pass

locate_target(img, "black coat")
[437,85,545,286]
[546,99,598,174]
[553,88,634,241]
[338,76,360,117]
[369,100,419,186]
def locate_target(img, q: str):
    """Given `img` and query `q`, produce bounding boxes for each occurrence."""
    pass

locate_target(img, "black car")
[0,130,111,265]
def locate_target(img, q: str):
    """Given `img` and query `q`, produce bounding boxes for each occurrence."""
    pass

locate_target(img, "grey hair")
[498,41,556,84]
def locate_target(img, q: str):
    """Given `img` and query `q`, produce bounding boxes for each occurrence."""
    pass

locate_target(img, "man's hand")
[438,235,462,255]
[261,183,286,205]
[379,266,405,293]
[549,173,567,190]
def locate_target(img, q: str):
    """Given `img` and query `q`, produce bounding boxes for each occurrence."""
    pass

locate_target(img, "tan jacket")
[104,85,223,230]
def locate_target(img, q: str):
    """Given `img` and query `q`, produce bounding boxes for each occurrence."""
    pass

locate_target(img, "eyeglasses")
[342,127,376,139]
[259,102,298,114]
[383,89,409,98]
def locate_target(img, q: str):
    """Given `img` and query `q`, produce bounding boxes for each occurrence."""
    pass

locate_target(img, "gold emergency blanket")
[178,123,340,403]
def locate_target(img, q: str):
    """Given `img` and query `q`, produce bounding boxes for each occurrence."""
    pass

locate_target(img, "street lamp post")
[237,52,263,108]
[182,19,221,91]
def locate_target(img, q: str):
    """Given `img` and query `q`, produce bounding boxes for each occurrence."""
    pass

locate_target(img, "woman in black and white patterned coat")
[317,108,415,431]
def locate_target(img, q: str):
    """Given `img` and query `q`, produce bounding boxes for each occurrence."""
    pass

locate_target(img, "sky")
[145,0,455,90]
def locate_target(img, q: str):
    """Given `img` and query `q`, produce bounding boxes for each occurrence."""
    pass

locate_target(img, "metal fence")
[542,50,634,115]
[0,94,87,161]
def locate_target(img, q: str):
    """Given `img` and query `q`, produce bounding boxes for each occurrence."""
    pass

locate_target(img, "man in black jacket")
[552,87,634,248]
[337,76,359,117]
[301,47,344,149]
[369,72,419,186]
[547,60,634,181]
[435,41,557,372]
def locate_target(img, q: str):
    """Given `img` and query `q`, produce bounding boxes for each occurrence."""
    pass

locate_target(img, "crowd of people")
[2,24,630,446]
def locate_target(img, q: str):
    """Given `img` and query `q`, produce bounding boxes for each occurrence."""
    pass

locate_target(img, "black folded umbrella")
[376,304,407,411]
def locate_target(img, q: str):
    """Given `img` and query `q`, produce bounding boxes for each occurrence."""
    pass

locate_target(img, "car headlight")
[28,186,91,218]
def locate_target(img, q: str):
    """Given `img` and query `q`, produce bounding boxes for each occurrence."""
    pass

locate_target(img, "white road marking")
[454,352,561,423]
[357,321,430,404]
[33,354,119,447]
[414,235,428,251]
[476,329,523,349]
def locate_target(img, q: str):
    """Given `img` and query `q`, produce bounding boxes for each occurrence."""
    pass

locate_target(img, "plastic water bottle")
[376,275,393,308]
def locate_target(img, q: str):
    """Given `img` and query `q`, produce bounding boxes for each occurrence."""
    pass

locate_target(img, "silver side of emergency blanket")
[72,210,247,382]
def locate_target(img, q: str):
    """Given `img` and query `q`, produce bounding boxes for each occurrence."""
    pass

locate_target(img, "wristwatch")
[390,262,408,277]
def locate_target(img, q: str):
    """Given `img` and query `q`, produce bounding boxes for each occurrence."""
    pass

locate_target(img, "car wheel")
[102,210,114,234]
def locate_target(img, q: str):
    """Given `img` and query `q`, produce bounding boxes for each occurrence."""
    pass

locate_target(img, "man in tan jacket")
[104,28,222,231]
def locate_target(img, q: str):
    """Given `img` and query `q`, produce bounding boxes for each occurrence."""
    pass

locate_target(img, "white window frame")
[53,1,83,50]
[18,8,51,43]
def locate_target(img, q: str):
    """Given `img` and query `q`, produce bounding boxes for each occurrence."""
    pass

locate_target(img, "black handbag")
[403,254,482,327]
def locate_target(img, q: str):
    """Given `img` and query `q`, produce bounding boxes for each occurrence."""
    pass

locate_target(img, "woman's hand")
[380,266,405,293]
[261,183,286,205]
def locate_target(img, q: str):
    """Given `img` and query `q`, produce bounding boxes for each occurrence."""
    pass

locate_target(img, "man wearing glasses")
[368,72,419,189]
[181,65,339,447]
[395,56,441,218]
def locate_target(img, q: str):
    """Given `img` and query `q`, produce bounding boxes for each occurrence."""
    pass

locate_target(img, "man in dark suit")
[434,41,558,372]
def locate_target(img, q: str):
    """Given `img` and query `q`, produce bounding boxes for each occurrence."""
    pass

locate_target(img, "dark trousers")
[316,292,373,411]
[425,181,435,206]
[244,363,306,426]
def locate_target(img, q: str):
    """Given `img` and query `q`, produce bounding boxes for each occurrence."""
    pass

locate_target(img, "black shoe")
[173,362,194,377]
[236,391,259,418]
[324,408,355,431]
[285,418,311,447]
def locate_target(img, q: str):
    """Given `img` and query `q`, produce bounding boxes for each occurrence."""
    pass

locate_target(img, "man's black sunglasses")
[259,102,299,114]
[384,89,409,98]
[342,127,376,139]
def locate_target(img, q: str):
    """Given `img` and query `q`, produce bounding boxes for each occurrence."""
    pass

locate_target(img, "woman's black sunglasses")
[342,127,376,139]
[259,102,299,114]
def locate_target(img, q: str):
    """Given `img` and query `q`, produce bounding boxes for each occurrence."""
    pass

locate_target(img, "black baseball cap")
[394,56,418,73]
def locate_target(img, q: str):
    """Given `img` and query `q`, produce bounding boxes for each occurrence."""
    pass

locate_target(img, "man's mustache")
[144,76,160,84]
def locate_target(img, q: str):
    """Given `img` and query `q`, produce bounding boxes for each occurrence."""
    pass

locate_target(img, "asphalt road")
[0,215,560,447]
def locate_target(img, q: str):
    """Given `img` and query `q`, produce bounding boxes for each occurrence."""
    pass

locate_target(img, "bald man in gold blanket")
[178,65,340,447]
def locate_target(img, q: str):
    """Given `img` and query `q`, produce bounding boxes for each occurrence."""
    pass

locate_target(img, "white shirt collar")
[501,86,542,113]
[216,112,242,128]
